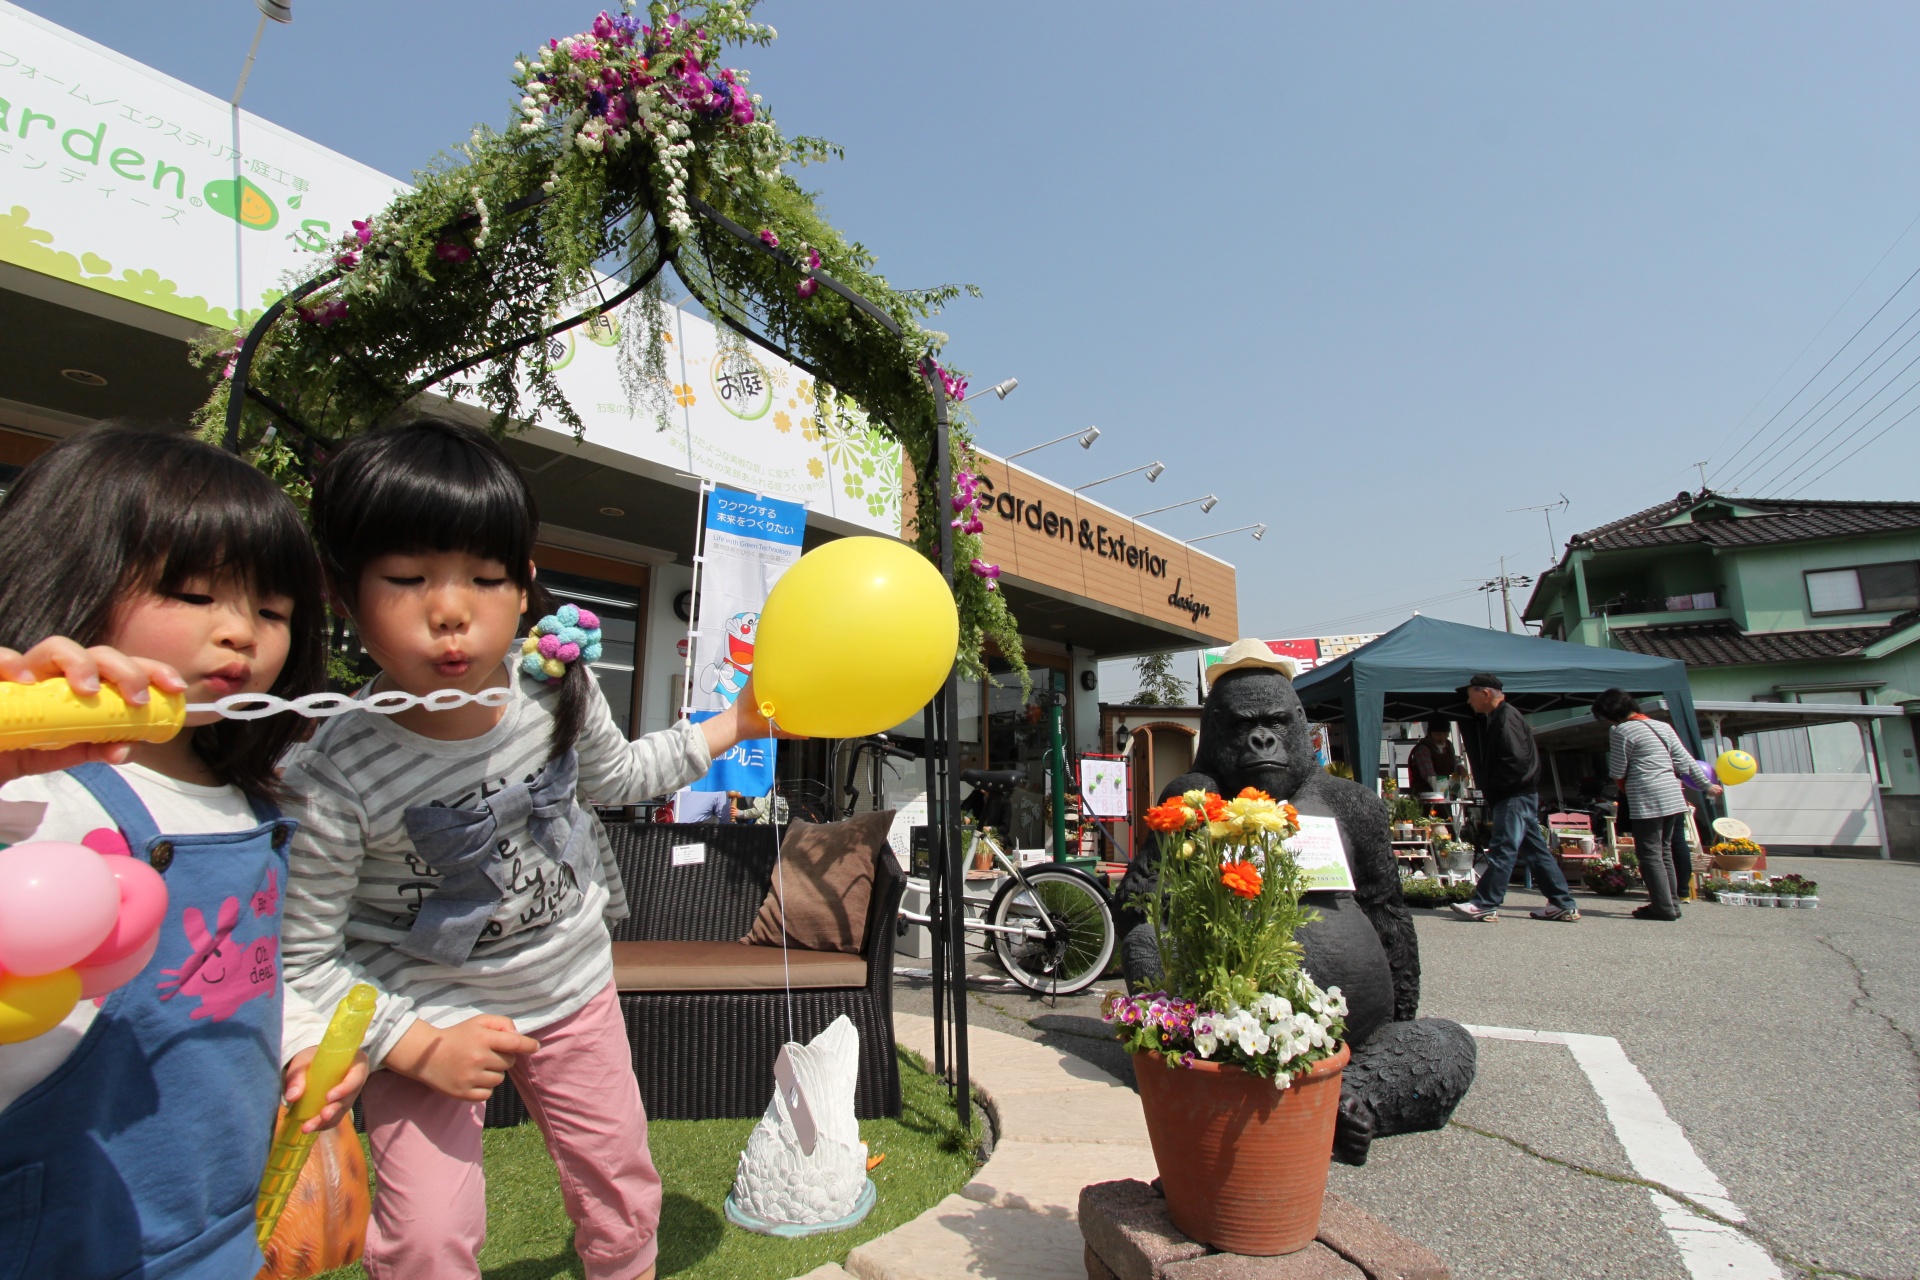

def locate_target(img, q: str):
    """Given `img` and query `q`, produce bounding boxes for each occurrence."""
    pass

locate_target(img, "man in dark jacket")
[1451,673,1581,923]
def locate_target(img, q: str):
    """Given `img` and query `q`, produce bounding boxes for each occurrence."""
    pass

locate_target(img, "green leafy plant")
[1103,786,1348,1081]
[194,2,1021,684]
[1388,794,1422,824]
[1397,876,1474,907]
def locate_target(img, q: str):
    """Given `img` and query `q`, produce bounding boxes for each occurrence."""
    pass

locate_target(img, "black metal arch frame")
[220,180,976,1127]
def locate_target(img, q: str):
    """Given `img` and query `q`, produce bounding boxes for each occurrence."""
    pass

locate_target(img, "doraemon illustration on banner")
[679,487,809,809]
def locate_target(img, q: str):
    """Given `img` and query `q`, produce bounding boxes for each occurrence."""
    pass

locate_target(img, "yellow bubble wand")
[0,679,514,753]
[255,984,376,1248]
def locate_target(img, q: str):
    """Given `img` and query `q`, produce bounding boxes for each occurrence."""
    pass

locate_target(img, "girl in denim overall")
[0,428,356,1279]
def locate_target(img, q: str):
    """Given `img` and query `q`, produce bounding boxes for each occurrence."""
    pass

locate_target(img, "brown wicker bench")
[483,821,904,1127]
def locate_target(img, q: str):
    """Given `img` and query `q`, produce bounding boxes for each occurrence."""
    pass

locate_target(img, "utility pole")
[1479,558,1535,633]
[1500,556,1513,633]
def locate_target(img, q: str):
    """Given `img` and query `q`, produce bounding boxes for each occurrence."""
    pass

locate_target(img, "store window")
[536,566,642,736]
[1805,562,1920,616]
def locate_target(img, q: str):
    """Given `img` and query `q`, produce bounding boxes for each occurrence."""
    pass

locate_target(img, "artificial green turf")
[318,1046,981,1279]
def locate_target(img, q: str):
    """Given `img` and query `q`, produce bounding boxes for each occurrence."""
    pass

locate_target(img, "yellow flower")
[1177,840,1196,859]
[671,383,696,407]
[807,458,824,479]
[796,378,815,403]
[800,415,819,441]
[773,410,792,434]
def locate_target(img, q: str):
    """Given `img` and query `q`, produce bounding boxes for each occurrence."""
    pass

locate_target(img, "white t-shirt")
[0,764,325,1114]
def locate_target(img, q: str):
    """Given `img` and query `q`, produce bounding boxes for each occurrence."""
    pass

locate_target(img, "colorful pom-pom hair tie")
[520,604,603,685]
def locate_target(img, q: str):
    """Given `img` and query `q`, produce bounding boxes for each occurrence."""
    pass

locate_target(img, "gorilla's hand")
[1333,1091,1377,1167]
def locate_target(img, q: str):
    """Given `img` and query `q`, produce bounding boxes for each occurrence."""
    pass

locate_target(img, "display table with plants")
[1103,788,1350,1257]
[1703,873,1819,908]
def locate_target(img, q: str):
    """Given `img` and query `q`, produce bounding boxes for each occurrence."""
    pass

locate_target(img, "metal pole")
[1858,718,1891,861]
[1050,695,1069,861]
[922,701,945,1078]
[928,361,970,1131]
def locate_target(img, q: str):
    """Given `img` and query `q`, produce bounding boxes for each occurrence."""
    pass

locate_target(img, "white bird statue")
[725,1015,876,1236]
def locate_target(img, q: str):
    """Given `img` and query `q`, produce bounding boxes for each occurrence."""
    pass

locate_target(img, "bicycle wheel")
[986,866,1116,996]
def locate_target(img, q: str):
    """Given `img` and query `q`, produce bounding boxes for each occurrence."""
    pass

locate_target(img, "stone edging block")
[1079,1180,1449,1280]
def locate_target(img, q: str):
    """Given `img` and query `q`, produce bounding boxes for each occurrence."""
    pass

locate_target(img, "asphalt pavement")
[893,854,1920,1280]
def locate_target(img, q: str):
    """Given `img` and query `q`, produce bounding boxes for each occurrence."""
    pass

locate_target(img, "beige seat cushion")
[611,940,867,991]
[741,810,893,954]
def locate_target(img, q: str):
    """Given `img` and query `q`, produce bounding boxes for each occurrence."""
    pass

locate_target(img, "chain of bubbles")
[185,688,516,721]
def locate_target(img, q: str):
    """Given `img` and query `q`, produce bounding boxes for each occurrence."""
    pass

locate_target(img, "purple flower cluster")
[1103,991,1201,1058]
[525,11,755,140]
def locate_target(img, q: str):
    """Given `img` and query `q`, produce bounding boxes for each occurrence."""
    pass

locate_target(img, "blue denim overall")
[0,764,294,1280]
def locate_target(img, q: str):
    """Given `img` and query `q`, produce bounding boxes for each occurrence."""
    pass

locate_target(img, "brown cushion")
[611,940,867,991]
[740,810,893,954]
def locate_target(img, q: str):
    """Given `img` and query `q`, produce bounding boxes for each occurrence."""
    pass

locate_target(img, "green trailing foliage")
[193,1,1022,685]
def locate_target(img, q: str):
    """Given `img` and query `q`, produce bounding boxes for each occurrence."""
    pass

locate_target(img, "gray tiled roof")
[1609,615,1915,667]
[1568,496,1920,553]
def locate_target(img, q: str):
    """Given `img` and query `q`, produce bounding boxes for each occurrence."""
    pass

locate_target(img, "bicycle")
[897,766,1118,996]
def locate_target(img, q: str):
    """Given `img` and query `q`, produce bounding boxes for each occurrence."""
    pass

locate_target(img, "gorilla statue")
[1115,663,1477,1165]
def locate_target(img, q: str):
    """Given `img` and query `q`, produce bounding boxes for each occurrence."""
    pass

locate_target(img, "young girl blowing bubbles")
[281,419,781,1280]
[0,426,363,1280]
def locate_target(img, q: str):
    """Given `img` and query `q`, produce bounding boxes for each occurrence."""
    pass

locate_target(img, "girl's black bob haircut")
[1591,687,1641,723]
[0,424,326,800]
[311,417,587,758]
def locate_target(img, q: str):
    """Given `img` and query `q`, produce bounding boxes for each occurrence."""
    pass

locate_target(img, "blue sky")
[33,2,1920,688]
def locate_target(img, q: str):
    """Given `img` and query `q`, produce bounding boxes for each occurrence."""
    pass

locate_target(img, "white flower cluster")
[1189,976,1348,1086]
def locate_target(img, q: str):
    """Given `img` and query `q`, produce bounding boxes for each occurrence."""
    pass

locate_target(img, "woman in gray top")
[1593,688,1722,920]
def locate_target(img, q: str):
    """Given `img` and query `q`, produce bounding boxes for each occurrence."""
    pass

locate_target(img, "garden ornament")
[727,1015,876,1235]
[1116,660,1478,1166]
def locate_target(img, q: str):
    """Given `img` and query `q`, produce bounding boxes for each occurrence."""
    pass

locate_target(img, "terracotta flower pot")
[1711,853,1757,874]
[1131,1042,1350,1256]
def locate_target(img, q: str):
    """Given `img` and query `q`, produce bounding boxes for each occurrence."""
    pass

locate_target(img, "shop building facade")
[0,7,1241,840]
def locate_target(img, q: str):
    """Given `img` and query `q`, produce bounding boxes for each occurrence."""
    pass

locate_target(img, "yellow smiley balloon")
[1715,749,1758,786]
[0,967,81,1044]
[752,537,959,739]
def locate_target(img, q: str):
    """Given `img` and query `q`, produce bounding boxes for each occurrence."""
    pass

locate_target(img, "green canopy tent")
[1289,615,1705,783]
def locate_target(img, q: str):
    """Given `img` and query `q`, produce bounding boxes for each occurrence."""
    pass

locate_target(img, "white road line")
[1464,1024,1783,1280]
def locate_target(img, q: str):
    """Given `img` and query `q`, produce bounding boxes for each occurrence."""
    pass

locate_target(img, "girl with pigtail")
[279,418,780,1280]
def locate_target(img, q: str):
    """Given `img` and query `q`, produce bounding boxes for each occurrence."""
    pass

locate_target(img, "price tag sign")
[1284,815,1356,892]
[671,841,707,867]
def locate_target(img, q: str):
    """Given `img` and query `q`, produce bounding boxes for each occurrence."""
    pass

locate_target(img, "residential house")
[1523,491,1920,855]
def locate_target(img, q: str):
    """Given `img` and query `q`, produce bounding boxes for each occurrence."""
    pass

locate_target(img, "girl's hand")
[384,1014,540,1101]
[0,638,187,784]
[281,1047,372,1133]
[699,675,803,760]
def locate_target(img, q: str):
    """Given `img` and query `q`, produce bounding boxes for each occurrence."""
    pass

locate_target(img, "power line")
[1751,347,1920,495]
[1751,330,1920,495]
[1784,395,1920,497]
[1721,295,1920,491]
[1713,264,1920,486]
[1699,207,1920,469]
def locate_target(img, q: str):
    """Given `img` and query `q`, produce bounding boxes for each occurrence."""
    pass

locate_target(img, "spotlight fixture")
[599,506,625,517]
[1075,461,1164,492]
[963,377,1019,403]
[1007,424,1099,461]
[1186,522,1266,545]
[60,368,107,386]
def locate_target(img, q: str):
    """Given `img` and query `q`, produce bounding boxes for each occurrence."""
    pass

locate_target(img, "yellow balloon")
[754,537,959,738]
[1715,749,1758,786]
[0,967,80,1043]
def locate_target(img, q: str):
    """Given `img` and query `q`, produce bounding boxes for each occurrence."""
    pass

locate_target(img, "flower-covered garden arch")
[197,0,1019,686]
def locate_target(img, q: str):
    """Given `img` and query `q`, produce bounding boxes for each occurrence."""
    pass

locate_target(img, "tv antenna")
[1508,494,1570,561]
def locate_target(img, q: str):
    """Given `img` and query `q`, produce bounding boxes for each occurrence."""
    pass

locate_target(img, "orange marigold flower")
[1281,802,1300,825]
[1143,800,1194,833]
[1220,860,1263,899]
[1236,786,1273,802]
[1201,793,1229,822]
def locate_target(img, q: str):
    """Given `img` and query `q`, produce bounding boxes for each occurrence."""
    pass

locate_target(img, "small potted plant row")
[1703,875,1819,908]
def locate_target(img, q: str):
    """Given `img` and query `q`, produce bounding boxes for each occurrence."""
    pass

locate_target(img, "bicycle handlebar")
[960,768,1025,789]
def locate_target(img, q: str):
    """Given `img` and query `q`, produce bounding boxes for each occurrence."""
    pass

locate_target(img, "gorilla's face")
[1200,670,1317,800]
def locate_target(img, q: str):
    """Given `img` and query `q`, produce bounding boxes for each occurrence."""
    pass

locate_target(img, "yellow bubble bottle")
[0,678,187,752]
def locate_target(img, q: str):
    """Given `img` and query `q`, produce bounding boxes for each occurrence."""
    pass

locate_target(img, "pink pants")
[359,982,659,1280]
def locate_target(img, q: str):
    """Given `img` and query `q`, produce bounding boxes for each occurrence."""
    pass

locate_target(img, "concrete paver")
[844,1193,1087,1280]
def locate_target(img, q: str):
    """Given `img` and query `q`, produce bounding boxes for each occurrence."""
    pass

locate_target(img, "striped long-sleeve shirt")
[1606,716,1711,821]
[278,666,709,1066]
